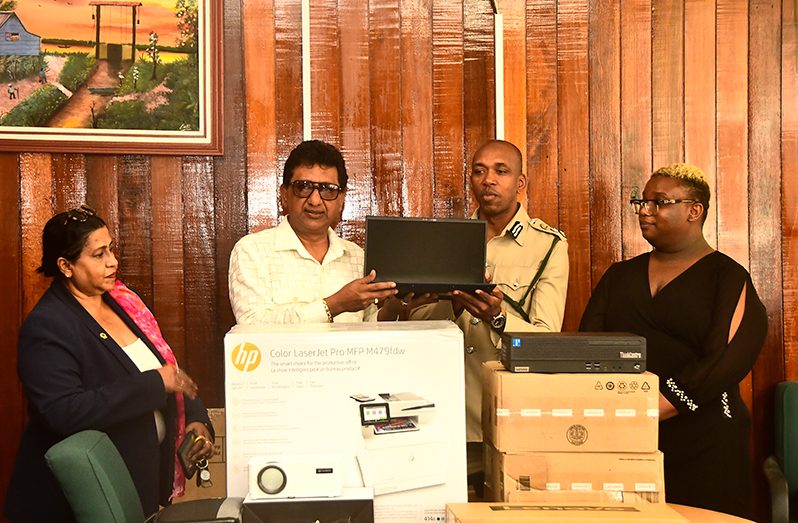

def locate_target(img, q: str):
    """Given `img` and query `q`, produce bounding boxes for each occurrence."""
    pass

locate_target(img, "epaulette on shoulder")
[529,218,567,241]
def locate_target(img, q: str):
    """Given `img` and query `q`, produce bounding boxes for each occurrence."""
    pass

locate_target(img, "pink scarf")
[108,280,187,499]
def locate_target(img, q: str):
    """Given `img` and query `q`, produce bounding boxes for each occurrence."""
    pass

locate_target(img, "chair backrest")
[45,430,146,523]
[776,381,798,500]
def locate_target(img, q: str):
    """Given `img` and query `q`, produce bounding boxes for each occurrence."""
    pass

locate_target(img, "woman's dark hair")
[38,206,107,278]
[282,140,348,189]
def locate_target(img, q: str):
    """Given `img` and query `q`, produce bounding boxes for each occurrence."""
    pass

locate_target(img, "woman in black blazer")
[4,206,215,522]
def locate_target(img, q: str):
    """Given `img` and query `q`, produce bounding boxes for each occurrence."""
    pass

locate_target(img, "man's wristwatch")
[490,309,507,332]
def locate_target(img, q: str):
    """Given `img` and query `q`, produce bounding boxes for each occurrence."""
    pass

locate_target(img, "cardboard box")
[177,408,227,502]
[445,502,687,522]
[225,321,468,523]
[484,446,664,503]
[482,362,658,453]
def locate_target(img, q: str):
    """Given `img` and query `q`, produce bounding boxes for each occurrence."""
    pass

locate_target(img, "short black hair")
[473,140,524,174]
[282,140,348,189]
[38,208,107,279]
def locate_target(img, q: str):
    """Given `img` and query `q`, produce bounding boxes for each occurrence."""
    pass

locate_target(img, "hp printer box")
[445,502,687,522]
[484,445,664,503]
[482,362,659,453]
[225,321,467,523]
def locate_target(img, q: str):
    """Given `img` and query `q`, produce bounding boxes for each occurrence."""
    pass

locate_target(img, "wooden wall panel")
[370,0,404,216]
[85,156,120,247]
[526,0,558,227]
[431,1,466,218]
[587,0,621,286]
[402,0,435,218]
[463,0,494,217]
[51,155,86,211]
[0,154,22,510]
[338,0,373,242]
[683,0,717,247]
[784,0,798,380]
[242,0,278,232]
[620,0,652,259]
[310,0,341,144]
[557,0,590,331]
[19,154,53,316]
[151,157,186,364]
[651,0,684,168]
[117,157,153,304]
[749,1,785,518]
[502,0,527,174]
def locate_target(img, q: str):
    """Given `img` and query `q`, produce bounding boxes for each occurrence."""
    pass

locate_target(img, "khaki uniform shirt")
[411,205,569,441]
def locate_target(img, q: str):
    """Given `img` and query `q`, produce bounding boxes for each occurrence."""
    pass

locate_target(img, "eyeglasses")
[289,180,342,201]
[629,198,698,215]
[63,205,96,225]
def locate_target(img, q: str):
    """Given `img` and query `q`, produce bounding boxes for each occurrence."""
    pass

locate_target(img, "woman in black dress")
[580,163,767,519]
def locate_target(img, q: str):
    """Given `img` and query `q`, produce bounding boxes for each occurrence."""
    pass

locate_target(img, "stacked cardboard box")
[175,407,227,502]
[481,361,662,504]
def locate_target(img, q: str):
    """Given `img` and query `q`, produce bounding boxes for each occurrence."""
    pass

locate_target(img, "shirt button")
[470,317,480,325]
[466,346,476,354]
[512,281,519,289]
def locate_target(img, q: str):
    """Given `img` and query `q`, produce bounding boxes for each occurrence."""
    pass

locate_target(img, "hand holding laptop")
[450,271,506,327]
[325,269,398,317]
[377,292,438,321]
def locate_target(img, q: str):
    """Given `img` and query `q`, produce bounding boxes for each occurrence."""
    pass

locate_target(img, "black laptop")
[364,216,495,295]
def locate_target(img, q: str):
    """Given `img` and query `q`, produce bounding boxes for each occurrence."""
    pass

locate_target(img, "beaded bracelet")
[322,298,333,323]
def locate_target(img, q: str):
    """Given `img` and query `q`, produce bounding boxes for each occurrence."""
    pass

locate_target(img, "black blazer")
[4,281,212,522]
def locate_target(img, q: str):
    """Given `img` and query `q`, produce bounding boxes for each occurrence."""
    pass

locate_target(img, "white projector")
[248,454,344,500]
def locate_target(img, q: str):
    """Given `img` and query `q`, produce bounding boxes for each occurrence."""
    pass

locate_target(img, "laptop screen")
[364,216,489,293]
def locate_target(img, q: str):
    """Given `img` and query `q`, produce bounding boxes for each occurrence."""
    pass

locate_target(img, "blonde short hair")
[651,163,710,224]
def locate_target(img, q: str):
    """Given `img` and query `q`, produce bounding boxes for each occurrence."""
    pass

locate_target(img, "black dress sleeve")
[662,265,768,413]
[579,263,615,331]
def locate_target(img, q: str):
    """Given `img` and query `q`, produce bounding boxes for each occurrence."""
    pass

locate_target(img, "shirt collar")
[471,204,531,246]
[274,217,347,263]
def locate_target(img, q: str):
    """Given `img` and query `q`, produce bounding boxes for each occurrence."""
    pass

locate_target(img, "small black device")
[500,332,646,373]
[177,429,198,479]
[364,216,495,295]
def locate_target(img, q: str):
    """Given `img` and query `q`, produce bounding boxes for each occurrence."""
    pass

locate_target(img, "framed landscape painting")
[0,0,223,155]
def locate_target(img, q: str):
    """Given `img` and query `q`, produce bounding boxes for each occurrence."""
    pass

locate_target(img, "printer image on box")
[351,392,445,495]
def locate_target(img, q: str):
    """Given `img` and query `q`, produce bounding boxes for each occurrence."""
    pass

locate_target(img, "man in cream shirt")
[229,140,397,324]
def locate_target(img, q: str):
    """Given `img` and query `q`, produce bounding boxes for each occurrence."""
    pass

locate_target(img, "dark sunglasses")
[289,180,342,201]
[63,205,96,225]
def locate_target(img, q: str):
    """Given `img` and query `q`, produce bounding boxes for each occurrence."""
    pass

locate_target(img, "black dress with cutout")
[580,251,767,519]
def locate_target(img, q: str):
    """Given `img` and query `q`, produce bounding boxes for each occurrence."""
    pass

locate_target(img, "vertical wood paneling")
[85,156,120,248]
[716,0,750,266]
[749,1,784,517]
[431,1,465,218]
[401,0,435,218]
[117,157,153,304]
[526,0,559,226]
[620,0,652,259]
[0,154,22,513]
[463,0,495,216]
[370,0,404,216]
[214,0,249,371]
[588,0,622,285]
[502,0,528,178]
[19,154,53,316]
[182,157,222,407]
[338,0,373,242]
[557,0,590,331]
[784,0,798,379]
[683,0,717,247]
[151,157,186,364]
[651,0,684,168]
[310,0,341,143]
[243,0,278,232]
[274,0,304,215]
[51,155,86,211]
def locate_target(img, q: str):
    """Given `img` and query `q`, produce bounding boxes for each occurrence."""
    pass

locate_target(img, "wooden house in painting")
[0,12,40,56]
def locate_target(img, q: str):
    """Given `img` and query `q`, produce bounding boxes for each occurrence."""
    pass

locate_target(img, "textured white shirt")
[228,218,376,324]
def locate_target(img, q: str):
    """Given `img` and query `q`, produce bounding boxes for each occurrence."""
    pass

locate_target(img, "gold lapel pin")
[99,332,108,340]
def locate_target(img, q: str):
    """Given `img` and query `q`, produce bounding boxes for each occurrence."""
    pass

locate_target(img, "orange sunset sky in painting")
[14,0,184,47]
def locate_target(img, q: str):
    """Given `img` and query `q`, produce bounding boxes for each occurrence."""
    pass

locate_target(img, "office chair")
[764,381,798,523]
[45,430,241,523]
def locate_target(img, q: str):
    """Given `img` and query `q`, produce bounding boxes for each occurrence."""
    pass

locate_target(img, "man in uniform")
[411,139,569,493]
[228,140,398,324]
